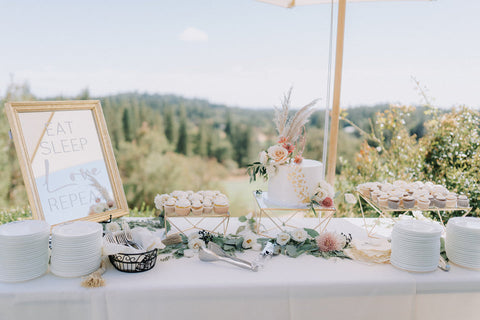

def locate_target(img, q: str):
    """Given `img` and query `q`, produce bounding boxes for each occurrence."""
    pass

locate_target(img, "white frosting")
[266,159,324,208]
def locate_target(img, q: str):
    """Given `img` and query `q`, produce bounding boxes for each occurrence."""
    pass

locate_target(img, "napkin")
[102,227,165,256]
[344,238,391,264]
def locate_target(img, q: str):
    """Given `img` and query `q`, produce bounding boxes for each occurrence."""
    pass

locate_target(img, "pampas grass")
[274,89,318,144]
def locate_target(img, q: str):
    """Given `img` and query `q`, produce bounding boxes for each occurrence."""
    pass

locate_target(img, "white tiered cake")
[266,159,324,208]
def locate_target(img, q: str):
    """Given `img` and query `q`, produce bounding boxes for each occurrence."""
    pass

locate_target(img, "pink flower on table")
[316,232,346,252]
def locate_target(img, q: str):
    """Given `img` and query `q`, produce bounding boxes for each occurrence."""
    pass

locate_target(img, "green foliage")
[423,107,480,215]
[337,105,480,220]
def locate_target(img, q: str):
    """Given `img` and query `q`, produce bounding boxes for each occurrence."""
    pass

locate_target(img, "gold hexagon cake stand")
[356,191,472,238]
[164,211,230,236]
[253,191,335,238]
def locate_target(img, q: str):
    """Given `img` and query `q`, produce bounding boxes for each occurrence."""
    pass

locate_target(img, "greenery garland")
[123,213,352,260]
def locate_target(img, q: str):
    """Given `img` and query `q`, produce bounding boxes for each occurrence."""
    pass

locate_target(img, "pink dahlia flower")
[316,232,346,252]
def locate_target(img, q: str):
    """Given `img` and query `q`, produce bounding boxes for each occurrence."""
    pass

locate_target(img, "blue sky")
[1,0,479,109]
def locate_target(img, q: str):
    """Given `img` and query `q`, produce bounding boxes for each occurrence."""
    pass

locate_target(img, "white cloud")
[179,27,208,42]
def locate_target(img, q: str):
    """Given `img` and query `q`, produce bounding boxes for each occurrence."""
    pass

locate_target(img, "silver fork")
[122,221,144,250]
[104,231,117,244]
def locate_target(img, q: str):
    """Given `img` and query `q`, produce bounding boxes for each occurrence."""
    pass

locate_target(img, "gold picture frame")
[4,100,129,225]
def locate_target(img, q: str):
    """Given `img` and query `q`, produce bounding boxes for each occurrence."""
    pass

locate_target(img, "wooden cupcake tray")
[355,192,472,238]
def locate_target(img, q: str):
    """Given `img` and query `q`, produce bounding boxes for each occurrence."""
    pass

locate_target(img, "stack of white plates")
[390,220,443,272]
[446,217,480,269]
[50,221,103,277]
[0,220,50,282]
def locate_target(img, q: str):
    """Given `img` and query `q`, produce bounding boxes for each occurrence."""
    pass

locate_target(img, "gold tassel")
[162,234,182,246]
[81,258,107,288]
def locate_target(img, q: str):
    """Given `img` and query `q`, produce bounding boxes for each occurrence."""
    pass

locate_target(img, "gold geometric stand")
[164,212,230,236]
[253,191,335,238]
[356,191,472,238]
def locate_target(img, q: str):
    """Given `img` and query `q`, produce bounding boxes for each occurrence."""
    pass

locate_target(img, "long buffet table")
[1,218,479,320]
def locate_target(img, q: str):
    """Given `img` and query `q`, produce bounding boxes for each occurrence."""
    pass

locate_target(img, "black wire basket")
[109,249,158,273]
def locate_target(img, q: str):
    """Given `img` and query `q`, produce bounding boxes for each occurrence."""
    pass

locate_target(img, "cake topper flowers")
[247,89,318,182]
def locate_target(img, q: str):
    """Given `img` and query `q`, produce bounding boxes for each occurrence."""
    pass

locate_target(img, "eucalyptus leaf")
[304,228,319,238]
[238,216,247,223]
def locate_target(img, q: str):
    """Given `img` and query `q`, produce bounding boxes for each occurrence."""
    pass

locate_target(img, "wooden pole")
[326,0,347,185]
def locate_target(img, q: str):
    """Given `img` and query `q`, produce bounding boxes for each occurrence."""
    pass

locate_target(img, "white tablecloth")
[1,218,479,320]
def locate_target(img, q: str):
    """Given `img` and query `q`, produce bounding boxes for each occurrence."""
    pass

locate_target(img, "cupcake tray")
[164,211,230,236]
[253,191,336,238]
[355,192,472,238]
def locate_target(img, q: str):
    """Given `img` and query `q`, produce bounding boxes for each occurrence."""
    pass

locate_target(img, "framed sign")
[4,100,129,225]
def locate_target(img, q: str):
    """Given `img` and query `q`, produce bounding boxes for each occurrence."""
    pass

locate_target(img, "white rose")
[319,180,335,198]
[242,232,257,249]
[188,238,205,251]
[267,145,289,164]
[154,194,162,209]
[266,164,279,178]
[344,193,357,204]
[276,232,291,246]
[259,151,268,165]
[291,228,308,243]
[313,188,328,203]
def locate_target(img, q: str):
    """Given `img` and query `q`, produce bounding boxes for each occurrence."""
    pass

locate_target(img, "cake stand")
[253,191,336,238]
[356,191,472,238]
[164,211,230,236]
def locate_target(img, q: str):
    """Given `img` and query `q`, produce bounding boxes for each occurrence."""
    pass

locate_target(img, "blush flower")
[316,232,346,252]
[283,143,295,154]
[267,145,289,164]
[278,136,287,144]
[294,155,303,164]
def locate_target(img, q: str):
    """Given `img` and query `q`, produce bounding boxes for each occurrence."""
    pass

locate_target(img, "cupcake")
[387,197,400,210]
[428,195,435,207]
[378,195,389,208]
[417,196,430,210]
[171,190,187,199]
[191,200,203,215]
[457,195,469,207]
[164,197,176,215]
[203,199,214,214]
[213,197,229,214]
[190,193,203,203]
[445,194,457,208]
[175,198,191,216]
[358,184,371,198]
[371,191,381,203]
[435,195,446,208]
[402,196,415,209]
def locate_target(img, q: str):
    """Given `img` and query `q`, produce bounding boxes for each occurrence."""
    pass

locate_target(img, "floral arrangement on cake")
[247,89,318,182]
[310,180,335,208]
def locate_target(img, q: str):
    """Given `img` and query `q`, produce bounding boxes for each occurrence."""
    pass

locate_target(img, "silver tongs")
[199,242,259,272]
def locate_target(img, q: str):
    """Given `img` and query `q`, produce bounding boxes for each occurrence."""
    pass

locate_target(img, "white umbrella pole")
[321,0,335,180]
[326,0,347,185]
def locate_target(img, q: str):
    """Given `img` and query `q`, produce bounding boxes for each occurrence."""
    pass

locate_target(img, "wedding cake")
[248,90,334,208]
[266,159,324,208]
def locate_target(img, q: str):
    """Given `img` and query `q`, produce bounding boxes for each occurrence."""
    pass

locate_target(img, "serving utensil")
[198,244,258,272]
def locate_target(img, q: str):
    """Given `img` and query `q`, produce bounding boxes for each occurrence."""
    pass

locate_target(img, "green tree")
[176,107,188,155]
[194,120,208,157]
[122,108,132,142]
[164,108,175,143]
